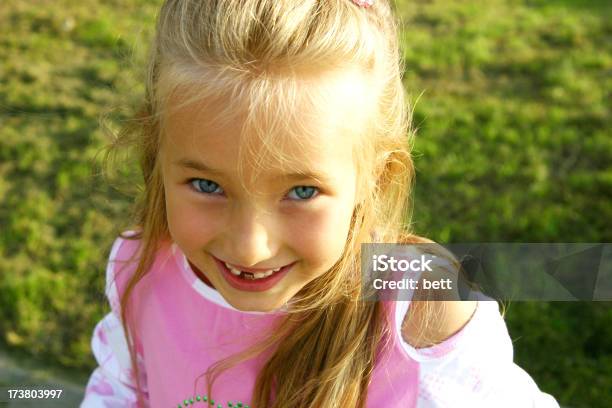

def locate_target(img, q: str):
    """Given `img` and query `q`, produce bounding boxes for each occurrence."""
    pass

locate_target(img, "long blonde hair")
[100,1,429,406]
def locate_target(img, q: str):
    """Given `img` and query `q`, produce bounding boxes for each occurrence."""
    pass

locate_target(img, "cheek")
[164,186,222,251]
[287,200,355,269]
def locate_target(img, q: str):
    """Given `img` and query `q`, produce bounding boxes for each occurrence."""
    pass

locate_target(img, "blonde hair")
[100,1,431,406]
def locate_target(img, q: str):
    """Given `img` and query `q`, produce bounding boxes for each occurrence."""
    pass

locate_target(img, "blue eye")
[189,178,224,195]
[287,186,319,201]
[188,179,318,201]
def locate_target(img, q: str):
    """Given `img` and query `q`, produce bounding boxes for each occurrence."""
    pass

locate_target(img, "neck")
[188,260,216,290]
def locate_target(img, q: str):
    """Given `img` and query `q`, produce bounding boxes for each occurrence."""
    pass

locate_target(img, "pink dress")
[81,231,560,407]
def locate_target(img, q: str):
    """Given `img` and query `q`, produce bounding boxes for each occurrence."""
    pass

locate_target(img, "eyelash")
[186,178,320,202]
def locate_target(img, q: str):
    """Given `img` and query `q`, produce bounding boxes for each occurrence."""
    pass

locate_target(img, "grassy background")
[0,0,610,406]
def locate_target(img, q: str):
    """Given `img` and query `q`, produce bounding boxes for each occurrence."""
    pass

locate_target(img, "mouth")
[211,255,296,292]
[223,261,283,280]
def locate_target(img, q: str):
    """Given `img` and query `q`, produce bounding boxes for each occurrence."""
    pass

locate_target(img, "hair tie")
[351,0,374,8]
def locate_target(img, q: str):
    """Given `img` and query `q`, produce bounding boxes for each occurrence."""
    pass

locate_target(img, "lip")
[212,256,295,292]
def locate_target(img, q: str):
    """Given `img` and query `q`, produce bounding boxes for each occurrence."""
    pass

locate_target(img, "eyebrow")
[174,158,332,183]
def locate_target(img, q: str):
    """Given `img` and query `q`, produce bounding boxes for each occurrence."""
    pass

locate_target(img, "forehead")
[161,68,373,178]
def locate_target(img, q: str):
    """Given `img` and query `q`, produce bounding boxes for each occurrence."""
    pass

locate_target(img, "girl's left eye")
[287,186,319,201]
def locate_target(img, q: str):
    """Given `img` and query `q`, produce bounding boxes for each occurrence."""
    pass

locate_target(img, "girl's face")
[160,71,370,312]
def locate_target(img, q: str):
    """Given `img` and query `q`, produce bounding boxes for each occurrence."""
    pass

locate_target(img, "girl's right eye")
[189,178,224,195]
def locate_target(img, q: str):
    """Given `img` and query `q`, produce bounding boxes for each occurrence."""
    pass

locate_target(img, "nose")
[223,203,279,268]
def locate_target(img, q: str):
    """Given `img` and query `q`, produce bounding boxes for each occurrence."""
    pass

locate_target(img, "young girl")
[81,0,560,407]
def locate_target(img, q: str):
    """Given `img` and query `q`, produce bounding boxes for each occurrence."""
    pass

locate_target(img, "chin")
[223,291,290,313]
[230,299,283,313]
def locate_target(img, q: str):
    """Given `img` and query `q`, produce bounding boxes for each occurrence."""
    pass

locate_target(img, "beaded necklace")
[177,394,250,408]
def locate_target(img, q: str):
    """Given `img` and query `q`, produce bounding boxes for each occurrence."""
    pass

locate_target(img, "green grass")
[0,0,610,406]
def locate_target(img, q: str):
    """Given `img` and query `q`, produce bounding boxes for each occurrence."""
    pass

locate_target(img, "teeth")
[224,262,281,280]
[225,262,240,275]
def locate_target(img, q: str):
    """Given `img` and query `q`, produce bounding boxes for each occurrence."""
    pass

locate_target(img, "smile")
[211,255,296,292]
[223,262,282,279]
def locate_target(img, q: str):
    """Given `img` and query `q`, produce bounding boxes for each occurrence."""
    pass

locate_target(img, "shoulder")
[106,230,143,284]
[393,234,478,348]
[105,230,143,314]
[398,296,512,362]
[109,230,143,260]
[401,299,478,348]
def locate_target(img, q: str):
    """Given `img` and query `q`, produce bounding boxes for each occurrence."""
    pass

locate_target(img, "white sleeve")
[80,234,149,407]
[396,299,561,408]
